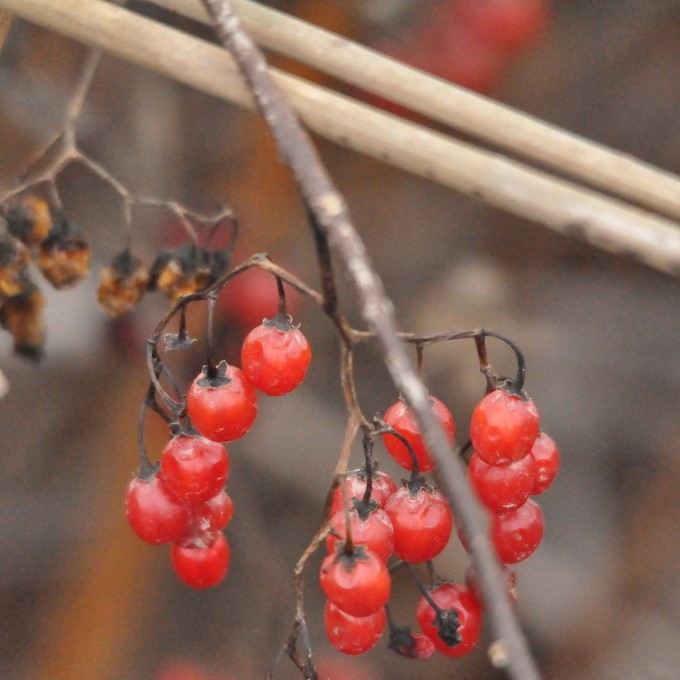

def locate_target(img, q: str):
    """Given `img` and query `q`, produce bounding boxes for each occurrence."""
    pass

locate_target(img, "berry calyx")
[171,532,231,589]
[416,583,482,657]
[469,388,540,465]
[160,433,229,504]
[383,396,455,472]
[324,601,386,655]
[319,543,391,617]
[326,506,395,563]
[187,361,258,443]
[241,314,311,396]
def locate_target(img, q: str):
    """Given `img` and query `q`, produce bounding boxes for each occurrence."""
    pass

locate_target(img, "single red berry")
[456,0,549,52]
[324,601,386,655]
[241,315,311,396]
[469,389,540,466]
[187,362,258,443]
[384,485,453,563]
[319,544,391,617]
[326,507,395,563]
[416,583,482,657]
[125,473,190,545]
[187,490,235,538]
[330,469,398,516]
[468,450,537,514]
[530,431,560,494]
[171,532,230,589]
[160,434,229,505]
[464,563,517,605]
[383,396,455,472]
[491,498,544,563]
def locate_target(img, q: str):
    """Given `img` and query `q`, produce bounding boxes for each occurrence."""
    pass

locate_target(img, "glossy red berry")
[241,316,311,396]
[383,396,455,472]
[416,583,482,657]
[468,450,537,514]
[384,486,453,563]
[326,507,395,563]
[324,601,386,655]
[330,469,398,516]
[171,532,230,589]
[160,434,229,504]
[469,389,540,465]
[319,545,391,617]
[491,498,544,563]
[187,490,235,537]
[187,362,258,443]
[125,473,190,545]
[530,431,560,495]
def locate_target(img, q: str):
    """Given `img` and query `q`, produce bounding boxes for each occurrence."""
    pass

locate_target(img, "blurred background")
[1,1,679,679]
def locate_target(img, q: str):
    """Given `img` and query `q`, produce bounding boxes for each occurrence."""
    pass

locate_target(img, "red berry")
[326,507,394,563]
[384,486,453,563]
[319,545,391,617]
[330,469,398,516]
[187,363,258,443]
[530,431,560,494]
[160,434,229,504]
[125,473,190,545]
[171,532,230,588]
[383,396,455,472]
[416,583,482,657]
[468,450,537,514]
[186,490,235,539]
[491,498,544,563]
[324,601,386,655]
[456,0,549,52]
[469,389,540,465]
[241,317,311,396]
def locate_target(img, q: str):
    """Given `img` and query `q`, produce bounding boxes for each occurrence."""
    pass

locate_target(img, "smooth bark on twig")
[198,0,542,678]
[154,0,680,223]
[2,0,680,277]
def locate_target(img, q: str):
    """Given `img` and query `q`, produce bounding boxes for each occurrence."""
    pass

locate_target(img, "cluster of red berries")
[320,384,558,659]
[125,311,312,587]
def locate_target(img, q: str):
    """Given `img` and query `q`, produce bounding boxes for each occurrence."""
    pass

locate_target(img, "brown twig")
[199,1,542,679]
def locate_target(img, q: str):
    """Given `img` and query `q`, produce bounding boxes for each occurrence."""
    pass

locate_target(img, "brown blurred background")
[1,1,679,679]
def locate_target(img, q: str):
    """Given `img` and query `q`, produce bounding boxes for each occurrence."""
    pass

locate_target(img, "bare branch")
[198,1,542,679]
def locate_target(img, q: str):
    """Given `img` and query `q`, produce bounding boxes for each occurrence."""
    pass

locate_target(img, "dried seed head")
[0,282,45,360]
[38,218,90,289]
[151,245,216,301]
[4,195,52,247]
[0,234,31,301]
[97,250,150,317]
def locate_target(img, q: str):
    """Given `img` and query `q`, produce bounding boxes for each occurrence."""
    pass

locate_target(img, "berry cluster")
[320,380,559,660]
[0,194,90,358]
[126,307,312,588]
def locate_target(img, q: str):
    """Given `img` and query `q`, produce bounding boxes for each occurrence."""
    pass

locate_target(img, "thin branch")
[152,0,680,223]
[199,2,541,680]
[3,0,680,277]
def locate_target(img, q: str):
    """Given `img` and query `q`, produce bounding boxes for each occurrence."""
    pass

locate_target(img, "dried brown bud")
[4,195,52,247]
[151,245,215,301]
[38,218,90,290]
[0,234,31,301]
[0,282,45,360]
[97,250,150,317]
